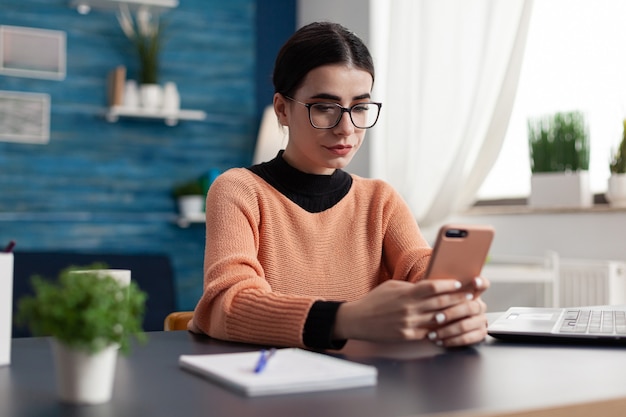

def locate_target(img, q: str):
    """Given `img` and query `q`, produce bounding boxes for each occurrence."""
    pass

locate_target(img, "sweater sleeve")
[380,184,433,283]
[189,170,317,348]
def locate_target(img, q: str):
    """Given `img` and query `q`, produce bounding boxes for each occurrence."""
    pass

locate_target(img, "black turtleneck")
[246,151,349,350]
[247,150,352,213]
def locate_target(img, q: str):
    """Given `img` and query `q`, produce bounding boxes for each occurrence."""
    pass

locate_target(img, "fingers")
[411,279,463,298]
[427,299,489,347]
[410,279,478,314]
[418,291,475,314]
[430,325,488,347]
[414,276,489,299]
[471,276,490,297]
[421,279,490,347]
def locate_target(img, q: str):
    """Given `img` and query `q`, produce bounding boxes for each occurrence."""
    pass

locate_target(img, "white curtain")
[370,0,533,227]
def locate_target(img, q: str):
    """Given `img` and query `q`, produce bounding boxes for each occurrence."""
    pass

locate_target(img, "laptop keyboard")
[559,310,626,335]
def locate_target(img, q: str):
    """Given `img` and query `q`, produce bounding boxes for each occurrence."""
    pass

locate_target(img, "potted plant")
[15,264,147,404]
[117,4,164,110]
[607,118,626,207]
[173,178,205,218]
[528,111,592,208]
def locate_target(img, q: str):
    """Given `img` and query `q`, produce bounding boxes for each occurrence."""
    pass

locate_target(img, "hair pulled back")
[273,22,375,97]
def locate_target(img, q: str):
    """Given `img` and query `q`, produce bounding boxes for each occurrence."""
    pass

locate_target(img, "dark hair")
[273,21,375,97]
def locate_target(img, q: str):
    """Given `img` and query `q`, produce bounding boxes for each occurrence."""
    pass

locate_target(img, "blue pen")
[254,348,276,374]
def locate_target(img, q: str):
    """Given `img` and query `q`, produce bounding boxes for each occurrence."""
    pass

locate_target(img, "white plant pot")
[51,339,118,404]
[529,171,592,208]
[140,83,163,111]
[177,195,204,217]
[606,174,626,207]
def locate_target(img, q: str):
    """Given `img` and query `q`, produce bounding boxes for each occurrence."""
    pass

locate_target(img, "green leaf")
[528,111,590,173]
[610,119,626,174]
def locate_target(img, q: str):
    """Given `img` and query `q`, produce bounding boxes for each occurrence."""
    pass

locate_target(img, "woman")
[190,21,489,349]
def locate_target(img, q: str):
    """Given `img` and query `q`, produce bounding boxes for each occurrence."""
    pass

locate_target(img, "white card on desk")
[179,348,377,397]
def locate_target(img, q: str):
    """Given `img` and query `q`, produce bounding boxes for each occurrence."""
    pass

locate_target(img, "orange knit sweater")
[190,168,432,347]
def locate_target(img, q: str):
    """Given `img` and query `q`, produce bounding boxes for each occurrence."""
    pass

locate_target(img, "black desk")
[3,329,626,417]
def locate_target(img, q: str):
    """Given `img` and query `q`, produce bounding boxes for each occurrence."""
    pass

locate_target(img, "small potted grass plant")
[172,177,205,218]
[528,111,592,208]
[15,264,147,404]
[117,4,164,110]
[607,118,626,207]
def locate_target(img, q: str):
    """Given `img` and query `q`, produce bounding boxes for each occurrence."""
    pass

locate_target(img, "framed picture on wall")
[0,91,50,144]
[0,25,66,80]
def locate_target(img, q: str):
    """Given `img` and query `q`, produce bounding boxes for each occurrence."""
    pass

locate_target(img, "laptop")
[488,306,626,345]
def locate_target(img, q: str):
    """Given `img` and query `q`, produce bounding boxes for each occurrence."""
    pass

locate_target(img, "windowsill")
[466,192,626,215]
[465,201,626,216]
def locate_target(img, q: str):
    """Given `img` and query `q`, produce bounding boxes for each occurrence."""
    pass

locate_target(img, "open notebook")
[488,306,626,344]
[179,348,377,397]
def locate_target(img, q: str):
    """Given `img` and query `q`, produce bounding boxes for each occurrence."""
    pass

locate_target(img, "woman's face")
[275,64,374,175]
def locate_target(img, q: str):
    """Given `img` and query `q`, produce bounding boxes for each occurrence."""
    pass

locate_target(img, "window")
[477,0,626,200]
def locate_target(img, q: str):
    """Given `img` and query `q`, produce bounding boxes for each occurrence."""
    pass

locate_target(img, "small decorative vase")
[162,82,180,114]
[123,80,139,109]
[140,83,163,111]
[606,173,626,207]
[51,339,118,404]
[177,195,204,217]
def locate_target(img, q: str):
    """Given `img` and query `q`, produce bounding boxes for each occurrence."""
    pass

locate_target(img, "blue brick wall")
[0,0,294,311]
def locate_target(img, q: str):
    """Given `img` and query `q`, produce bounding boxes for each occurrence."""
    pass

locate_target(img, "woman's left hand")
[426,276,490,347]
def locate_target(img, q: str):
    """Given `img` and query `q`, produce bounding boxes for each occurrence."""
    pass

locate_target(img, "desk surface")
[3,325,626,417]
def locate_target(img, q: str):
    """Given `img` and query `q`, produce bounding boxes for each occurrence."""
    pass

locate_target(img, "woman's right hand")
[333,279,480,344]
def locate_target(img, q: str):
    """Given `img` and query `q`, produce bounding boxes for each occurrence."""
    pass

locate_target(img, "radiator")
[559,260,626,307]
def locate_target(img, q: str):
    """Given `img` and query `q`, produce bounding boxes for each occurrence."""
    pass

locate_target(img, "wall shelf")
[176,213,205,228]
[69,0,178,14]
[105,106,207,126]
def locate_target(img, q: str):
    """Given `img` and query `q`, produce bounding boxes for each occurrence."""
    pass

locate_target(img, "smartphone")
[424,224,495,285]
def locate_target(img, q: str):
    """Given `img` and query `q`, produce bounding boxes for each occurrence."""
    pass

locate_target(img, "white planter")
[0,253,13,366]
[606,173,626,207]
[140,83,163,111]
[529,171,592,208]
[177,195,205,217]
[51,339,118,404]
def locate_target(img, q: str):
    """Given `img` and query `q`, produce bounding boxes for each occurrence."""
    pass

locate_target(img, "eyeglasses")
[284,96,382,129]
